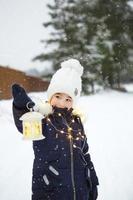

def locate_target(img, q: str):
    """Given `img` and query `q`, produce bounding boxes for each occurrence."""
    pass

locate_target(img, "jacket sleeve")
[79,118,99,187]
[12,102,29,133]
[82,139,99,187]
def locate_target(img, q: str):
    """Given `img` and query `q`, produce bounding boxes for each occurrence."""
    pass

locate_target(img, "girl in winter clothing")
[12,59,99,200]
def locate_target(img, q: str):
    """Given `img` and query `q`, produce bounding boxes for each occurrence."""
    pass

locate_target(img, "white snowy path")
[0,90,133,200]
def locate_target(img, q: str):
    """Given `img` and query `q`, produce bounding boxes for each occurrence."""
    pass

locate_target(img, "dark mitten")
[12,84,35,109]
[84,154,99,200]
[85,154,99,186]
[89,186,98,200]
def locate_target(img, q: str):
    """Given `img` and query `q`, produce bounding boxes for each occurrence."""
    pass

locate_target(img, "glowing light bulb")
[68,135,72,139]
[47,118,51,122]
[68,127,72,132]
[60,130,64,133]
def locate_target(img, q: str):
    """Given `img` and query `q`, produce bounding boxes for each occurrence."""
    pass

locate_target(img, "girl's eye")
[55,95,60,99]
[66,98,71,102]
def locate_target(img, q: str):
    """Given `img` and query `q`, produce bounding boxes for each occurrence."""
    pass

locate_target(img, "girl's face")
[50,93,73,110]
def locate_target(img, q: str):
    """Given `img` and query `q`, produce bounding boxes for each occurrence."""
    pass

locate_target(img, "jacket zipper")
[69,128,76,200]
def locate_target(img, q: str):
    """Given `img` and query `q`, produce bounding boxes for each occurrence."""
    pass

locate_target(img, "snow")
[123,83,133,92]
[0,90,133,200]
[128,1,133,9]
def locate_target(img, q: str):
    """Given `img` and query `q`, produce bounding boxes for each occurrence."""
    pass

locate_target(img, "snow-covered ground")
[0,90,133,200]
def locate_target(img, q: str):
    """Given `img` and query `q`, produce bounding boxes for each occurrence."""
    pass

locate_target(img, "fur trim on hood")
[33,100,86,123]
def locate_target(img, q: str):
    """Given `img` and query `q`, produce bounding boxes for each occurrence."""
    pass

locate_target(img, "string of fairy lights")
[21,108,88,165]
[46,112,87,154]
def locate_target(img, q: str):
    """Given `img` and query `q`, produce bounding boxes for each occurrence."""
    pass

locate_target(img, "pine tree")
[91,0,133,88]
[33,0,133,93]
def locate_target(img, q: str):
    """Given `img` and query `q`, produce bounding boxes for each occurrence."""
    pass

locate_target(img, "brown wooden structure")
[0,66,49,99]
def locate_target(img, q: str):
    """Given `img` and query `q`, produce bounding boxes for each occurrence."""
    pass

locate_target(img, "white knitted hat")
[47,58,83,104]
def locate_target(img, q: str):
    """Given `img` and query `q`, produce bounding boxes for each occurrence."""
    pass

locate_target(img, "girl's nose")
[59,100,65,108]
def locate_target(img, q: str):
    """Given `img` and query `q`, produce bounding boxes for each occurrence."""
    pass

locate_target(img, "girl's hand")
[89,186,98,200]
[12,84,35,109]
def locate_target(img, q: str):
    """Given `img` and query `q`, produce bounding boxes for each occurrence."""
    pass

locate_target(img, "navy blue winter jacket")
[13,104,99,200]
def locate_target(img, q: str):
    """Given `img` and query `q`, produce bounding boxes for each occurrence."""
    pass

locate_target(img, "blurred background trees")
[33,0,133,94]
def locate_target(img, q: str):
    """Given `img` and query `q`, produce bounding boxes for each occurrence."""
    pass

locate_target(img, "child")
[12,59,99,200]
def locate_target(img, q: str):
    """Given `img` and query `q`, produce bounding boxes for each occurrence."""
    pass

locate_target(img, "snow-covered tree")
[92,0,133,88]
[34,0,133,93]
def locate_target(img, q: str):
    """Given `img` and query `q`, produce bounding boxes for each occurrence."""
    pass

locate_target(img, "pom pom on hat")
[47,58,84,104]
[61,59,83,76]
